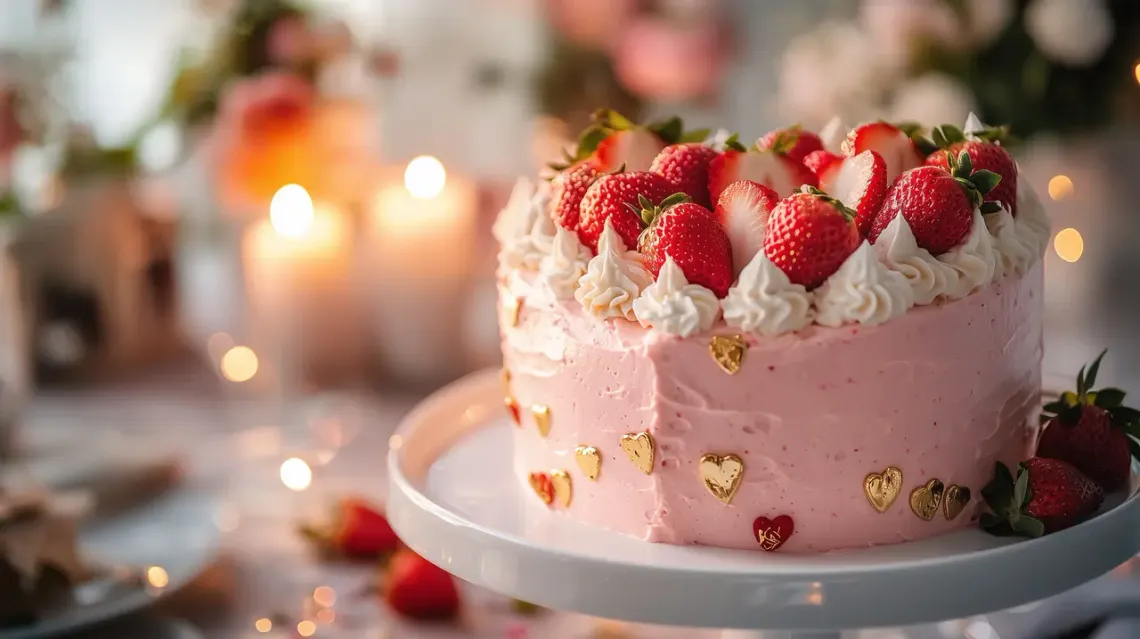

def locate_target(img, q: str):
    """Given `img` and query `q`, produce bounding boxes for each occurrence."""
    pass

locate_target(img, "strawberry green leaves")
[1040,349,1140,463]
[980,462,1046,538]
[945,151,1001,211]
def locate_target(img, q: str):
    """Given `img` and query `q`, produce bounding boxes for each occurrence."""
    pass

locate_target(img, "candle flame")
[405,156,446,199]
[270,184,315,238]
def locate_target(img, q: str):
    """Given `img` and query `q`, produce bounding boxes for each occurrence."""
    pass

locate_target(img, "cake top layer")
[496,111,1050,338]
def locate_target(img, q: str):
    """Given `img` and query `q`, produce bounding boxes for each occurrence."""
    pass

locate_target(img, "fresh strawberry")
[763,188,860,289]
[802,149,842,177]
[549,161,600,231]
[842,121,924,184]
[923,123,1018,215]
[758,125,824,162]
[299,496,400,559]
[868,151,1002,255]
[981,458,1104,537]
[1037,350,1140,492]
[650,143,718,207]
[577,171,676,251]
[554,110,709,174]
[333,497,400,557]
[383,548,461,620]
[638,197,734,297]
[714,180,780,275]
[813,150,888,237]
[707,135,817,203]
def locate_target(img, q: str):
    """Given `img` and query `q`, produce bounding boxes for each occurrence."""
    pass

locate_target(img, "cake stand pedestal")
[387,369,1140,638]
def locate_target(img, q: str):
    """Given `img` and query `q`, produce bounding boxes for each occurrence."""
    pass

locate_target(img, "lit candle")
[368,157,478,382]
[243,184,358,387]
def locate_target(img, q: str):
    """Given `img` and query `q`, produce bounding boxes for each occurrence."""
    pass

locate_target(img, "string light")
[280,457,313,491]
[404,156,446,199]
[220,346,259,382]
[1047,175,1074,201]
[146,566,169,589]
[1053,228,1084,263]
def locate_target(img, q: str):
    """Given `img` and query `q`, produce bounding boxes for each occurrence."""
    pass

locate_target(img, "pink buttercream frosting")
[502,264,1043,552]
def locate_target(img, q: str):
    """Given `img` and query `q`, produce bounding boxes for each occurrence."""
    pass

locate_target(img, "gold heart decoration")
[708,335,747,375]
[619,432,655,475]
[504,295,523,327]
[864,466,904,513]
[943,484,971,521]
[699,454,744,505]
[528,472,554,506]
[575,446,602,480]
[551,470,572,508]
[909,479,945,521]
[532,405,552,438]
[500,368,512,396]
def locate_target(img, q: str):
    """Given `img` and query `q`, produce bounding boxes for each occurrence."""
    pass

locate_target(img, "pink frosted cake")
[495,112,1051,552]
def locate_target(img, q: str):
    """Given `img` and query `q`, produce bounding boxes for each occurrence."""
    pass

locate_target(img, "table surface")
[20,335,1140,638]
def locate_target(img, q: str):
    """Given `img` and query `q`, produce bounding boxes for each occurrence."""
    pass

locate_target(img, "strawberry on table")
[650,142,719,207]
[1037,350,1140,492]
[638,196,734,298]
[383,548,461,620]
[842,121,924,184]
[549,161,600,231]
[714,180,780,276]
[707,134,817,203]
[868,151,1002,255]
[810,149,887,238]
[981,458,1104,537]
[758,125,824,162]
[299,496,400,559]
[763,188,861,290]
[923,123,1018,215]
[578,170,676,251]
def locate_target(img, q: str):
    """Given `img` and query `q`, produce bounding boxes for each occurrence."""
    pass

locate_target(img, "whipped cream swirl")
[541,225,592,300]
[632,256,720,337]
[501,186,555,271]
[874,215,959,305]
[492,177,534,246]
[1014,181,1051,260]
[986,206,1036,279]
[722,252,813,335]
[936,208,998,300]
[815,241,914,327]
[575,219,653,321]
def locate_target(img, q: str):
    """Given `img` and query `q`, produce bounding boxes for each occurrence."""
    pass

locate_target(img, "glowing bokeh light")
[220,346,259,382]
[1053,227,1084,263]
[255,618,273,633]
[1047,175,1074,201]
[280,457,313,491]
[270,184,315,238]
[297,620,317,637]
[313,586,336,607]
[146,566,169,588]
[404,156,446,199]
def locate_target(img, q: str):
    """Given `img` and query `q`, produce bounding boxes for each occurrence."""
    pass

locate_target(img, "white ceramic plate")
[0,488,220,639]
[387,369,1140,631]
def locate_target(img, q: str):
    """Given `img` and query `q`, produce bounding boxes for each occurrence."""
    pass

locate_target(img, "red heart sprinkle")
[752,515,795,551]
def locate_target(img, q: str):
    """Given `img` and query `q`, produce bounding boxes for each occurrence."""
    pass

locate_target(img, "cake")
[496,112,1051,553]
[0,484,92,625]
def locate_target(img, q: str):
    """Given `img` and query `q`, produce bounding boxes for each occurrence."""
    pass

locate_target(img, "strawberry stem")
[802,186,857,222]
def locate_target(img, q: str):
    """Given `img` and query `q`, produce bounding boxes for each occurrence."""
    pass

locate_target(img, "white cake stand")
[387,369,1140,638]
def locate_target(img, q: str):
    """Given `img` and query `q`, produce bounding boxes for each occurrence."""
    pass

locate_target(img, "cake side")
[503,262,1041,551]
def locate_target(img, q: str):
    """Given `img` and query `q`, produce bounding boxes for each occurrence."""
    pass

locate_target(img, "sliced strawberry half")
[714,180,780,276]
[815,150,888,238]
[802,150,843,179]
[595,128,666,172]
[842,121,923,185]
[558,110,709,173]
[707,136,817,203]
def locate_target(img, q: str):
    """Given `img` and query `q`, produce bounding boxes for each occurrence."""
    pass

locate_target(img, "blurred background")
[0,0,1138,637]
